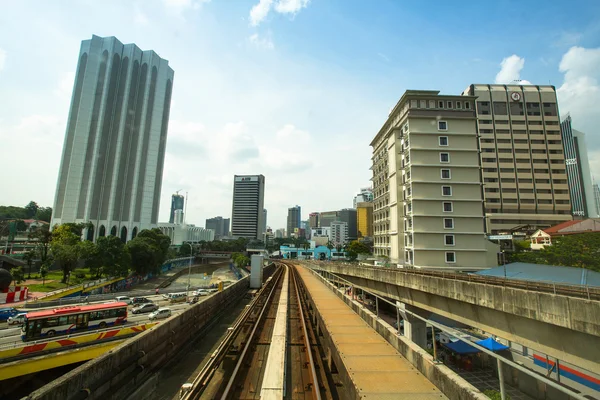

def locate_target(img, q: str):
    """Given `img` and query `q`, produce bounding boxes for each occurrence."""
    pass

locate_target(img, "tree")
[50,224,83,283]
[29,225,52,265]
[23,250,36,279]
[96,236,130,278]
[126,228,171,275]
[39,264,49,286]
[10,266,25,284]
[15,220,27,232]
[179,243,192,257]
[346,240,371,261]
[79,240,101,278]
[24,201,39,218]
[35,207,52,223]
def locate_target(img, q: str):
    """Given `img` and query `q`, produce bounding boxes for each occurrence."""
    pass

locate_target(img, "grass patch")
[26,268,98,292]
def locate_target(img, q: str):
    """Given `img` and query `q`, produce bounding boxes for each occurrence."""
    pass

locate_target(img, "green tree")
[23,249,37,279]
[346,240,371,261]
[24,201,39,218]
[39,264,49,286]
[79,240,101,278]
[10,266,25,284]
[179,243,192,257]
[96,236,130,277]
[126,228,171,275]
[50,224,83,283]
[14,219,27,232]
[35,207,52,223]
[29,225,52,265]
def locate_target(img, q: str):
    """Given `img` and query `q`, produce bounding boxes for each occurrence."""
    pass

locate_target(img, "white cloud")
[0,48,6,71]
[274,0,310,15]
[250,0,310,26]
[250,0,273,26]
[249,33,274,50]
[495,54,525,84]
[276,124,310,142]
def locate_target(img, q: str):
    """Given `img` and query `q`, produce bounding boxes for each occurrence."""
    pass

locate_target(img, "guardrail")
[306,261,600,301]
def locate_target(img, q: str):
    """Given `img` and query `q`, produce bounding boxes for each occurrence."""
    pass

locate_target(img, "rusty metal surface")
[296,265,447,400]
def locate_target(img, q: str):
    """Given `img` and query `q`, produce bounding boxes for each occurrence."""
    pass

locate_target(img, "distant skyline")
[0,0,599,229]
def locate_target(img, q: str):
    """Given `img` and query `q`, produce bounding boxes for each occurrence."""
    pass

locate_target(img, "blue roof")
[477,337,509,351]
[444,337,509,354]
[475,263,600,287]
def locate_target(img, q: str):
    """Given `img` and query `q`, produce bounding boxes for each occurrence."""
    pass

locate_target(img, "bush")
[484,389,510,400]
[75,272,86,279]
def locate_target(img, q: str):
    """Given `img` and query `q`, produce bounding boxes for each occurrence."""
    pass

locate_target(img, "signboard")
[489,235,513,240]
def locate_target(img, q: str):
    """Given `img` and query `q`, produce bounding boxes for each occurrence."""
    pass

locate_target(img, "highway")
[0,293,204,348]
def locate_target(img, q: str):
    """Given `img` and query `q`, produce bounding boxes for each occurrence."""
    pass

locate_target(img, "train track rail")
[179,262,335,400]
[306,261,600,301]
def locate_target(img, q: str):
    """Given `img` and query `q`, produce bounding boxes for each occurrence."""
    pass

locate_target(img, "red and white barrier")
[0,286,29,304]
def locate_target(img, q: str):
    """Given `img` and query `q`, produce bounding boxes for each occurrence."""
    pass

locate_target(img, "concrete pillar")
[397,302,430,349]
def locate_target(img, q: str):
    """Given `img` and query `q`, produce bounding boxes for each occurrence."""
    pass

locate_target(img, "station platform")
[295,265,447,399]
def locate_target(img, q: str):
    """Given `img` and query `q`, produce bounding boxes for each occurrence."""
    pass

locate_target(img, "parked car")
[149,308,172,321]
[132,303,159,314]
[115,296,132,305]
[0,307,22,322]
[169,293,187,304]
[132,297,152,305]
[7,313,27,326]
[193,289,208,296]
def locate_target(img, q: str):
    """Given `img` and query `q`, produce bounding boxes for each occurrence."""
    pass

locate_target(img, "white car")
[193,289,209,296]
[115,296,132,304]
[149,308,172,321]
[7,313,26,326]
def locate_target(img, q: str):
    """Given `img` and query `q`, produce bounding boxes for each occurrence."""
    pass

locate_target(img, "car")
[193,289,208,296]
[149,308,172,321]
[131,303,159,314]
[7,313,27,326]
[131,297,151,305]
[115,296,132,305]
[0,307,22,322]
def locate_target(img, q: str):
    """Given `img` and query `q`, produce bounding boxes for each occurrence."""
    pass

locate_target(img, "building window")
[444,218,454,229]
[456,101,462,109]
[441,169,451,179]
[447,101,453,109]
[439,136,448,146]
[445,234,455,246]
[443,202,453,212]
[438,101,444,108]
[442,186,452,196]
[465,102,471,109]
[440,152,450,163]
[445,252,456,263]
[493,102,508,115]
[438,121,448,131]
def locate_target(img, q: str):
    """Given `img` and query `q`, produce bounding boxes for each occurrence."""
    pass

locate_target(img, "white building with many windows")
[370,90,498,270]
[329,221,348,247]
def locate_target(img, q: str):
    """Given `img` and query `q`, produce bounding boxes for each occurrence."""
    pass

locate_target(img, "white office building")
[231,175,266,240]
[51,35,174,242]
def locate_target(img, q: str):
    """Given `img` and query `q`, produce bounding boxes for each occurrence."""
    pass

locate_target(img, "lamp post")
[185,242,193,299]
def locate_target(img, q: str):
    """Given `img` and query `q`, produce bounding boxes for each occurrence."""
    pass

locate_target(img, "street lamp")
[185,242,193,299]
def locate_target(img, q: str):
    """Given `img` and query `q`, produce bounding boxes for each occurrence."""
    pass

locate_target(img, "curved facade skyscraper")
[51,35,174,242]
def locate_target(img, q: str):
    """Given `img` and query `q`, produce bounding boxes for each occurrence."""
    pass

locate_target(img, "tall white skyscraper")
[231,175,265,239]
[51,35,174,242]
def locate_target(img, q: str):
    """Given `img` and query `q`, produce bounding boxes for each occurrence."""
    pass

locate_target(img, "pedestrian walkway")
[296,265,447,399]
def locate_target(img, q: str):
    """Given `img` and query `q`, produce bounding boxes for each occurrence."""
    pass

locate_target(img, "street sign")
[489,235,513,240]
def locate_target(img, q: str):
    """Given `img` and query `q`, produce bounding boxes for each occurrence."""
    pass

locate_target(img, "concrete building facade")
[286,205,301,238]
[595,183,600,217]
[51,35,174,242]
[205,216,230,238]
[356,201,373,239]
[330,221,348,247]
[338,208,357,240]
[169,194,184,223]
[231,175,265,240]
[308,212,319,231]
[319,211,338,228]
[462,84,572,234]
[370,90,497,270]
[353,187,374,208]
[561,115,597,218]
[158,223,214,246]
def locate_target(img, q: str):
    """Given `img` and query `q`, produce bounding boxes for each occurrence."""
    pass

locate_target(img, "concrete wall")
[300,269,487,400]
[27,277,249,400]
[310,264,600,374]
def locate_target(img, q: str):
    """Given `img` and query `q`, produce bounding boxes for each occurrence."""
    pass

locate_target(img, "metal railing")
[307,261,600,301]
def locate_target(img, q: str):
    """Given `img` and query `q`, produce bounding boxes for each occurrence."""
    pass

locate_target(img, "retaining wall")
[26,276,249,400]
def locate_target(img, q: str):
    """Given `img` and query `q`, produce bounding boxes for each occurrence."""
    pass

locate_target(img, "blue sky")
[0,0,599,229]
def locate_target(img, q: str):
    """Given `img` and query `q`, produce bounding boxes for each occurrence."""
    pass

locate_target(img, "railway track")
[179,262,335,400]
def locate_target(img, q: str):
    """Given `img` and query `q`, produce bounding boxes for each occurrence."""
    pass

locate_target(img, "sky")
[0,0,599,230]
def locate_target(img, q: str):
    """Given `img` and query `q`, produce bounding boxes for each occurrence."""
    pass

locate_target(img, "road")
[0,293,209,348]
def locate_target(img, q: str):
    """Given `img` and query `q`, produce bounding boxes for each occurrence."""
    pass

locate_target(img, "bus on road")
[21,302,128,341]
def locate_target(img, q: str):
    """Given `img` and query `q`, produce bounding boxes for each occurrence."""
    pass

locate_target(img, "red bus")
[22,302,128,341]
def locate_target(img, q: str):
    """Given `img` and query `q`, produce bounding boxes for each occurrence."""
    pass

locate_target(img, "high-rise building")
[319,211,338,228]
[338,208,357,240]
[51,35,174,243]
[169,193,184,223]
[262,209,268,236]
[353,187,374,208]
[561,115,597,218]
[462,84,572,233]
[287,206,301,238]
[356,202,373,239]
[330,221,348,247]
[275,228,285,239]
[594,183,600,218]
[371,90,497,270]
[231,175,265,239]
[308,212,320,230]
[205,216,230,238]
